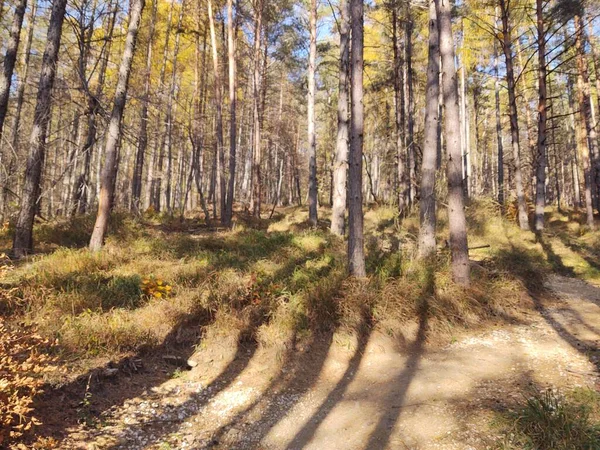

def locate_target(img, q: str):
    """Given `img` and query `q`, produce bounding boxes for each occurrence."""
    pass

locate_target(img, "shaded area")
[492,237,600,373]
[362,266,432,450]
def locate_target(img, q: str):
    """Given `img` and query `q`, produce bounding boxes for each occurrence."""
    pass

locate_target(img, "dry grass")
[1,201,597,369]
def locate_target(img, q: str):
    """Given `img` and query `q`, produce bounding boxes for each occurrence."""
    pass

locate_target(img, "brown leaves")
[0,318,57,447]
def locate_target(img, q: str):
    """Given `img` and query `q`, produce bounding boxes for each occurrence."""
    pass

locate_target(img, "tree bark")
[307,0,318,226]
[575,14,596,229]
[0,0,27,140]
[392,3,408,216]
[437,0,470,285]
[132,0,158,214]
[418,0,440,259]
[405,7,416,205]
[251,0,263,218]
[224,0,237,227]
[348,0,366,277]
[89,0,145,251]
[208,0,226,221]
[1,0,36,220]
[493,11,504,207]
[12,0,68,258]
[533,0,547,230]
[499,0,529,229]
[331,0,350,236]
[76,1,118,214]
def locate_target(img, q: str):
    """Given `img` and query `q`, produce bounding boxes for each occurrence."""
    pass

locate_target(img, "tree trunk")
[331,0,350,235]
[208,0,226,221]
[437,0,470,285]
[89,0,145,251]
[307,0,318,226]
[76,1,118,214]
[251,0,263,218]
[1,0,36,220]
[418,0,440,259]
[405,7,416,205]
[392,4,408,216]
[348,0,366,277]
[499,0,529,229]
[574,14,596,229]
[0,0,27,140]
[533,0,547,231]
[493,11,504,207]
[224,0,237,227]
[132,0,157,214]
[12,0,67,258]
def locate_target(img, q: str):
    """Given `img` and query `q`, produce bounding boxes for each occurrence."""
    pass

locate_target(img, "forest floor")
[2,201,600,449]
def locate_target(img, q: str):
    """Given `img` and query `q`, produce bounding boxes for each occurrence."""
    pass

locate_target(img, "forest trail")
[58,272,600,450]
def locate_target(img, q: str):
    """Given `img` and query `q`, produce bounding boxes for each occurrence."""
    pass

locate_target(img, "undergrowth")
[0,201,597,365]
[497,388,600,449]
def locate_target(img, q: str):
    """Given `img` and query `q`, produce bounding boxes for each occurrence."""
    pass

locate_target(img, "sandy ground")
[51,274,600,450]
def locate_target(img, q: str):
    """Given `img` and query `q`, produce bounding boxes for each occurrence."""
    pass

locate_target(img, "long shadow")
[362,267,432,450]
[104,322,264,450]
[495,240,600,374]
[203,328,336,449]
[28,307,215,446]
[284,312,372,449]
[534,232,575,277]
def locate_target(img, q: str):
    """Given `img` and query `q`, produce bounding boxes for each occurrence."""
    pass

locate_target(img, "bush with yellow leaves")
[141,276,173,299]
[0,319,57,448]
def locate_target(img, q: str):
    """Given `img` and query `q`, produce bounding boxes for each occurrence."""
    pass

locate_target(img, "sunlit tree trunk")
[331,0,350,236]
[208,0,226,221]
[0,0,27,141]
[437,0,469,285]
[224,0,237,227]
[12,0,68,258]
[348,0,366,277]
[493,10,504,207]
[89,0,145,251]
[533,0,547,231]
[307,0,318,226]
[575,14,596,229]
[251,0,263,218]
[76,1,118,214]
[392,3,408,216]
[418,0,440,259]
[499,0,529,229]
[132,0,157,214]
[1,0,36,220]
[405,7,416,206]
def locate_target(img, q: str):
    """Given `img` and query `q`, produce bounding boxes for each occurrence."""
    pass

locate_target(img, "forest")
[1,0,600,447]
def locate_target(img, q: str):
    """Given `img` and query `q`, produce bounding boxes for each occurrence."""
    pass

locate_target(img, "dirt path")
[59,274,600,450]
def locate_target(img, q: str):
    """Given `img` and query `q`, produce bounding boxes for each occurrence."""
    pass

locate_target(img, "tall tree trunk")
[437,0,470,286]
[533,0,547,230]
[132,0,157,214]
[77,1,118,214]
[392,3,408,215]
[499,0,529,229]
[12,0,67,258]
[163,1,185,213]
[348,0,366,277]
[405,8,416,205]
[493,11,504,207]
[307,0,318,226]
[418,0,440,259]
[224,0,237,227]
[1,0,36,220]
[575,14,596,229]
[331,0,350,236]
[89,0,145,251]
[251,0,263,218]
[208,0,226,221]
[0,0,27,140]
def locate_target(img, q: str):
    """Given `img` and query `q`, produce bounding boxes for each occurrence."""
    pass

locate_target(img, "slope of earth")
[57,274,600,450]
